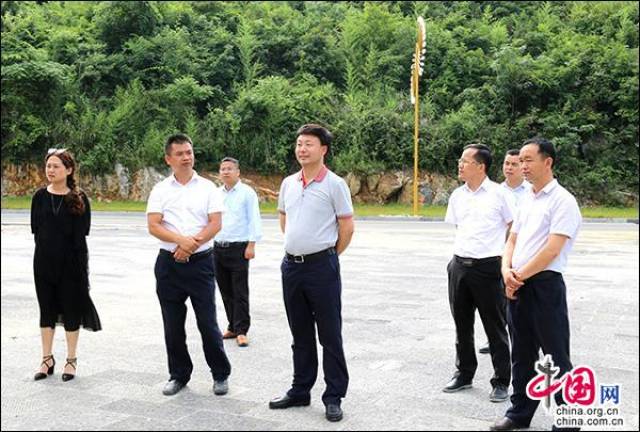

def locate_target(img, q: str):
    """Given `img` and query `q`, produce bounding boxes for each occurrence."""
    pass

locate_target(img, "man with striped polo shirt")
[491,137,582,431]
[269,124,355,423]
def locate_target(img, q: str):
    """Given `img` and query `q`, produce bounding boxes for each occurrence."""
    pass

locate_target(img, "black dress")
[30,188,102,332]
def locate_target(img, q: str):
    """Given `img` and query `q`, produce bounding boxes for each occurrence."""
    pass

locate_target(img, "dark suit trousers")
[214,243,251,335]
[506,271,573,427]
[281,252,349,406]
[447,257,511,388]
[155,250,231,383]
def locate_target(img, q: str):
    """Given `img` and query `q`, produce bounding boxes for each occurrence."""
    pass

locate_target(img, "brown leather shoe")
[237,334,249,347]
[223,330,237,339]
[490,417,526,431]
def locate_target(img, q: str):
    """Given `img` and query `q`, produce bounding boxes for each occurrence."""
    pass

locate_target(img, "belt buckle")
[293,255,305,263]
[462,259,474,267]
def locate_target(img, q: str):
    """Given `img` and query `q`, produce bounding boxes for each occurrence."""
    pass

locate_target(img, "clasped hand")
[502,268,524,300]
[173,235,203,262]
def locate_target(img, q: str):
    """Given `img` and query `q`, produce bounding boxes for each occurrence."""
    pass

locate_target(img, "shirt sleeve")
[550,194,582,239]
[333,178,354,218]
[501,188,516,225]
[208,186,225,214]
[246,188,263,242]
[444,192,456,225]
[146,185,163,214]
[277,180,287,214]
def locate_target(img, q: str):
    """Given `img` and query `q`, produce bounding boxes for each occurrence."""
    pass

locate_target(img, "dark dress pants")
[155,251,231,383]
[281,252,349,406]
[506,271,573,427]
[447,257,511,388]
[214,243,251,335]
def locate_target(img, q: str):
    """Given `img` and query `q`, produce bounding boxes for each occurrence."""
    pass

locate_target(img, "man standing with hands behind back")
[270,124,355,423]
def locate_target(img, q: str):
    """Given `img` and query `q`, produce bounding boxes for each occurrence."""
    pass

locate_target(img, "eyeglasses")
[47,148,67,155]
[457,158,479,166]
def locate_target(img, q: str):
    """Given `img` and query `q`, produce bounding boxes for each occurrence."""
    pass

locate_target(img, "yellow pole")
[413,48,419,216]
[412,17,425,217]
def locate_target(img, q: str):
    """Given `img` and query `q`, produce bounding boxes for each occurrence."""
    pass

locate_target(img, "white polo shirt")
[501,180,532,207]
[445,177,516,259]
[146,171,224,253]
[278,166,353,255]
[512,179,581,274]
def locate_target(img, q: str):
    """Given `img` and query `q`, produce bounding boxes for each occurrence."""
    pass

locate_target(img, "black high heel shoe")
[34,354,55,381]
[61,357,77,382]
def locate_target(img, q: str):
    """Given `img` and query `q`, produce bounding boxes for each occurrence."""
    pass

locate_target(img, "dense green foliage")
[2,1,638,204]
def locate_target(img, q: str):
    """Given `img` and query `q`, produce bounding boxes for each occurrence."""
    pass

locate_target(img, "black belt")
[160,247,213,263]
[214,241,248,248]
[285,247,336,264]
[454,255,501,267]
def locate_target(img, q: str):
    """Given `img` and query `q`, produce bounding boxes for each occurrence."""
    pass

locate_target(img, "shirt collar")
[223,179,242,193]
[464,176,491,193]
[531,178,558,198]
[171,170,199,186]
[502,180,526,192]
[297,165,329,187]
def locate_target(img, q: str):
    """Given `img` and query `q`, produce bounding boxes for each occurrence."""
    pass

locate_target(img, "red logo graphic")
[526,355,597,410]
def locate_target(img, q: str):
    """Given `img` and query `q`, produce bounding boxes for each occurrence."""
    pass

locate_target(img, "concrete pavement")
[1,210,638,430]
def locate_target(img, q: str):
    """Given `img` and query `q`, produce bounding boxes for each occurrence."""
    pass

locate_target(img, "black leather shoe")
[325,404,343,422]
[479,342,491,354]
[490,416,526,431]
[162,379,186,396]
[268,394,311,409]
[442,376,472,393]
[490,385,509,402]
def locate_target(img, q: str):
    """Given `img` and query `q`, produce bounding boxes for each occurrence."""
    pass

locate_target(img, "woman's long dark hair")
[45,150,86,215]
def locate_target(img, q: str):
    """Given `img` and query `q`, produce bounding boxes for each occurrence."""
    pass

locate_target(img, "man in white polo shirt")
[147,133,231,397]
[479,149,532,355]
[444,143,514,403]
[269,124,354,423]
[491,137,582,431]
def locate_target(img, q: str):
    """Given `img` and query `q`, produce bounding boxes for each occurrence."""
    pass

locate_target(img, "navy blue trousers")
[155,250,231,383]
[281,252,348,406]
[506,271,573,426]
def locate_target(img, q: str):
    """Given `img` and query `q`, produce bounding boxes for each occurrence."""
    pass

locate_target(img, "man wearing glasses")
[443,144,515,403]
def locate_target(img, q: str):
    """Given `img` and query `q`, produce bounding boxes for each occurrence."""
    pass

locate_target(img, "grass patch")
[2,195,637,219]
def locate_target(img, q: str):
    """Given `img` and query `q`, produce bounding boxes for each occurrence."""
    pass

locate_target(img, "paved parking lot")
[1,210,638,430]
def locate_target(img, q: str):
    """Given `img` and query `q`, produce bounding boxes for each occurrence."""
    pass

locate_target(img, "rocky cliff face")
[1,162,459,205]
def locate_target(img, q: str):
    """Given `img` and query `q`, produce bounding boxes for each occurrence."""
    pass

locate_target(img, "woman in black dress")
[31,149,101,382]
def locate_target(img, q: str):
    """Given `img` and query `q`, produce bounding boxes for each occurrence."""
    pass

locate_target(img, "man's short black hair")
[165,133,192,155]
[296,123,333,153]
[506,149,520,157]
[522,137,556,167]
[463,143,492,174]
[220,156,239,168]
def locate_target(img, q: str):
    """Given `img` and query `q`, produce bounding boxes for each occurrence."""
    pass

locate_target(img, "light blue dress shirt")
[215,180,263,242]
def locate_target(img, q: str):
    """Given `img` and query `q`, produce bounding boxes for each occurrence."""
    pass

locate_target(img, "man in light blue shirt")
[213,157,262,347]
